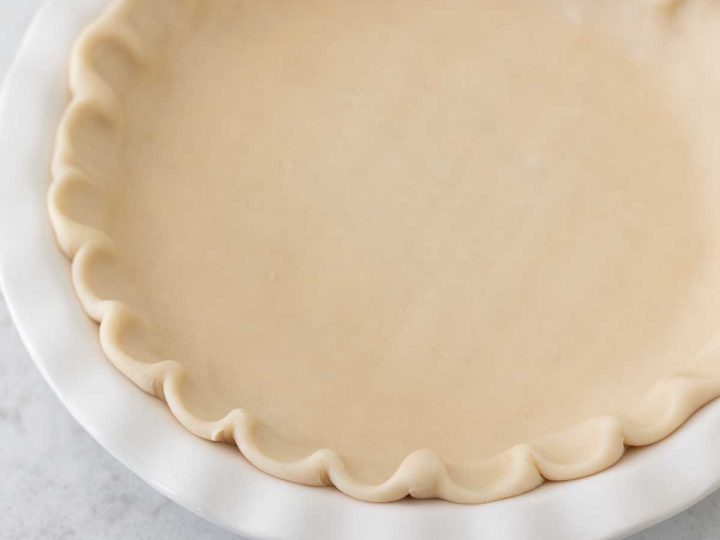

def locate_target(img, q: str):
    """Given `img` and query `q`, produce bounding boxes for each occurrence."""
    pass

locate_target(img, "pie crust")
[50,0,720,502]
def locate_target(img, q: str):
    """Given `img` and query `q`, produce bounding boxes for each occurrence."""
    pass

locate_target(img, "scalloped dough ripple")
[50,0,720,502]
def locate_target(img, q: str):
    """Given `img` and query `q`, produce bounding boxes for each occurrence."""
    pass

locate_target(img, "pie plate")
[2,1,720,539]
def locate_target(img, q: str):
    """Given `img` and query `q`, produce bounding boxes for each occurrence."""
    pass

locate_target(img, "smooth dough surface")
[51,0,720,501]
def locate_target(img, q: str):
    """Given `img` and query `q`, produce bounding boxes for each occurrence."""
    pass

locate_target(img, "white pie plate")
[2,1,720,538]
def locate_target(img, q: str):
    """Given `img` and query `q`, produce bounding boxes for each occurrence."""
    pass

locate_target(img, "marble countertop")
[2,2,720,539]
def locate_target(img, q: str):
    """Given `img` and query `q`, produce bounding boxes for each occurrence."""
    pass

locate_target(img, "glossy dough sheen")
[50,0,720,502]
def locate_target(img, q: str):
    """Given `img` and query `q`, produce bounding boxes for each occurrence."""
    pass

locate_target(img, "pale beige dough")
[51,0,720,501]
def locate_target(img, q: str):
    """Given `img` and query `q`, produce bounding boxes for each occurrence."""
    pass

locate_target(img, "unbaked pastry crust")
[50,0,720,502]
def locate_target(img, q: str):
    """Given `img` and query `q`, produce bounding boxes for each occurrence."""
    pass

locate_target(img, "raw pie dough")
[50,0,720,502]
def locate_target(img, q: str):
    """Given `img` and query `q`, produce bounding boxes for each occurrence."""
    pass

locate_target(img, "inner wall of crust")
[100,0,720,482]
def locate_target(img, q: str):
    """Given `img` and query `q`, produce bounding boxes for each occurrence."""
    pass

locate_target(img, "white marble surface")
[1,2,720,539]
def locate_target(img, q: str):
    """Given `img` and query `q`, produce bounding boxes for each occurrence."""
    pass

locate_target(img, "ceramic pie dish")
[3,0,720,538]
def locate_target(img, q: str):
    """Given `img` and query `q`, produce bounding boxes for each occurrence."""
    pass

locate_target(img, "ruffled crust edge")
[48,0,720,503]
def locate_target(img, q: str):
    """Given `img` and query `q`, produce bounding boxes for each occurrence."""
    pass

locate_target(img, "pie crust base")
[50,0,720,502]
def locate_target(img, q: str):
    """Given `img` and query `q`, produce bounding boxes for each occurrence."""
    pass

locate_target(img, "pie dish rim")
[2,0,720,536]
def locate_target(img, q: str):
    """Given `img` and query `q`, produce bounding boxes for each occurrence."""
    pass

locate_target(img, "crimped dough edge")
[48,0,720,503]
